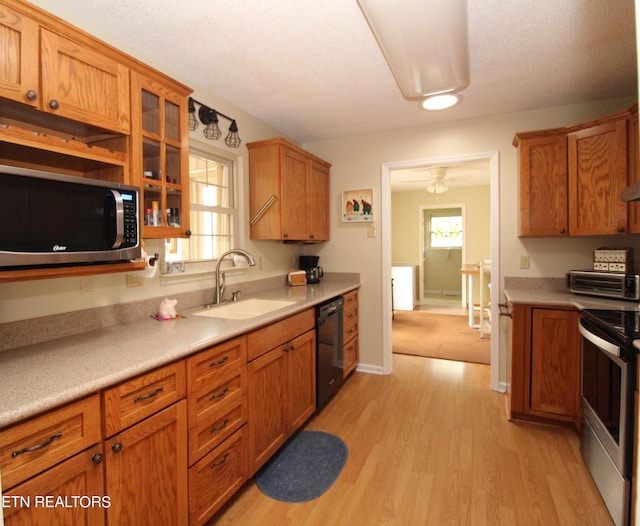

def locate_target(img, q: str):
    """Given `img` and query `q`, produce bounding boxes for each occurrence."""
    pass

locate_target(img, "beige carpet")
[392,310,490,365]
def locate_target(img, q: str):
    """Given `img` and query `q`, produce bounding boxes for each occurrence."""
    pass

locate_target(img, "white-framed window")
[163,146,237,271]
[429,215,463,248]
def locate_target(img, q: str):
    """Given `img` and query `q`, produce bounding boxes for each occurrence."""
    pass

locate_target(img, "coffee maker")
[299,255,323,284]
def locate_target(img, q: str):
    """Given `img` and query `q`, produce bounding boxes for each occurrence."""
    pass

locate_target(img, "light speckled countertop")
[0,280,359,428]
[504,287,640,311]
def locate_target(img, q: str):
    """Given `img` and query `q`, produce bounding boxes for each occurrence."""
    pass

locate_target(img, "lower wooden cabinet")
[186,336,249,524]
[104,400,188,526]
[188,425,248,526]
[509,304,581,427]
[2,444,106,526]
[0,395,101,492]
[248,324,316,475]
[0,299,364,524]
[342,289,359,377]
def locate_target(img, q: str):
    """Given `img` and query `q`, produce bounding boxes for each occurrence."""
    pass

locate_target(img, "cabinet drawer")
[103,360,186,437]
[187,336,247,392]
[188,370,246,429]
[343,289,359,309]
[247,308,315,361]
[189,397,247,466]
[3,444,105,526]
[344,308,358,343]
[344,334,359,377]
[0,395,101,491]
[189,426,248,526]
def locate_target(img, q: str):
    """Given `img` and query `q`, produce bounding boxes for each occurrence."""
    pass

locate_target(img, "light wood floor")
[211,355,613,525]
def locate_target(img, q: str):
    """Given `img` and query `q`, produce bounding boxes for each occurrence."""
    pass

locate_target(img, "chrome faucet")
[214,249,256,304]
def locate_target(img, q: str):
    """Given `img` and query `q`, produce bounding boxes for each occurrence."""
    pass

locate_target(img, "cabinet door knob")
[111,442,123,454]
[49,99,60,110]
[185,229,192,237]
[92,453,104,464]
[560,228,566,235]
[618,226,626,233]
[26,90,38,101]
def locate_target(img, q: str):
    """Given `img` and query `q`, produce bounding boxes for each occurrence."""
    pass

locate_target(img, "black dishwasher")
[316,296,344,408]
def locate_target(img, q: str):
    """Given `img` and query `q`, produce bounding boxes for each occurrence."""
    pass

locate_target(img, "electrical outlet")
[519,255,530,269]
[367,222,377,238]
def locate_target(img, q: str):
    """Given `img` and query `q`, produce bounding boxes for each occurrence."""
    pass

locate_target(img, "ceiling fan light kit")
[425,180,449,194]
[356,0,470,109]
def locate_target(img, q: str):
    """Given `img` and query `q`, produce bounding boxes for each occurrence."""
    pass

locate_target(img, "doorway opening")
[420,205,465,314]
[382,151,501,391]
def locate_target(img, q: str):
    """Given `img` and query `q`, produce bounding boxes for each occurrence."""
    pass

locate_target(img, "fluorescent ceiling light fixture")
[421,94,461,111]
[356,0,470,100]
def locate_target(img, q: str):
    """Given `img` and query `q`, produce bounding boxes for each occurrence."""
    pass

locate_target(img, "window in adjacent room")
[429,214,463,248]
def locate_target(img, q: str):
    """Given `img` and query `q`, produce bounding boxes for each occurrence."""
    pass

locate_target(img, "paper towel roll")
[130,249,158,278]
[136,254,158,278]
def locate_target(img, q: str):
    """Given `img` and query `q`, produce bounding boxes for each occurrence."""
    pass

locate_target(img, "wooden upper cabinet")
[130,71,191,238]
[515,131,568,236]
[626,107,640,233]
[281,146,311,240]
[40,29,130,134]
[0,2,39,107]
[248,137,331,242]
[568,118,628,235]
[309,159,331,241]
[0,1,130,134]
[515,106,635,237]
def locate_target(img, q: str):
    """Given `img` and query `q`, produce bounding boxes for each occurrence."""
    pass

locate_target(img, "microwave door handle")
[578,320,621,358]
[109,189,124,248]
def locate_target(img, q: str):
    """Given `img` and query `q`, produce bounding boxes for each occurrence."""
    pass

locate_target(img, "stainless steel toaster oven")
[567,270,640,301]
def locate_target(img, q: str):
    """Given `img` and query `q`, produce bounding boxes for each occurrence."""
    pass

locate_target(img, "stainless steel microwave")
[0,165,141,268]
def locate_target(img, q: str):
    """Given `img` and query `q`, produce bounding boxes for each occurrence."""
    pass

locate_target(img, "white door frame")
[419,203,466,303]
[381,150,501,391]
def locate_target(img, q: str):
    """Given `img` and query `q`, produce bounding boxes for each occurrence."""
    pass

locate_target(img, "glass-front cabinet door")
[131,71,191,238]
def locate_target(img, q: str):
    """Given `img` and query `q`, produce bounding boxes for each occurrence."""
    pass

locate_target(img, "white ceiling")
[28,0,637,149]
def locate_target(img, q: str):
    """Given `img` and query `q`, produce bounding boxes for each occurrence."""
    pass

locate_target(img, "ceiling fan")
[424,167,449,194]
[400,166,472,194]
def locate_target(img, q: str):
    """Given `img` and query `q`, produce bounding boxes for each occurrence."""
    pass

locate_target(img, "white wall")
[303,97,638,376]
[392,186,491,298]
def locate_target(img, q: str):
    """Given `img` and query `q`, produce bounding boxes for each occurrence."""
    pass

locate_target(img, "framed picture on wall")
[342,189,373,222]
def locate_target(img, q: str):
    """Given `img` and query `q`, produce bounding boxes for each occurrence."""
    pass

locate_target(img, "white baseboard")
[354,363,386,375]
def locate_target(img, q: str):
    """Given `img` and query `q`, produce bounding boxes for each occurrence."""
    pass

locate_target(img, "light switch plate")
[519,255,530,269]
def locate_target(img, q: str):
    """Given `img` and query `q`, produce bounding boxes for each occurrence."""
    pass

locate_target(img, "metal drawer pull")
[210,453,229,468]
[210,419,230,433]
[210,356,229,367]
[134,386,164,402]
[12,432,62,457]
[210,387,229,401]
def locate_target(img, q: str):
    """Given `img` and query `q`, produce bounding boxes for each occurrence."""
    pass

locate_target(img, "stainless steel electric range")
[579,308,638,526]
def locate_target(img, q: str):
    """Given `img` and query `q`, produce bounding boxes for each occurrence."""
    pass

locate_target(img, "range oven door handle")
[578,319,621,358]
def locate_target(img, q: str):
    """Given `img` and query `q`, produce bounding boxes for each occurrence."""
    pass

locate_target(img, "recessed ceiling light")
[421,94,461,111]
